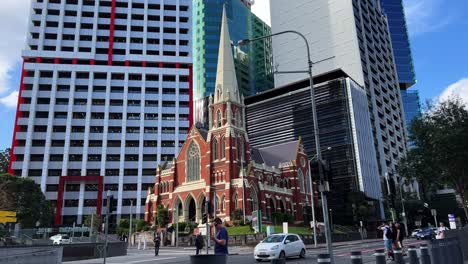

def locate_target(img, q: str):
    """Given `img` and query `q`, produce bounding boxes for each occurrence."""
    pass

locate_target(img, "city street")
[66,239,425,264]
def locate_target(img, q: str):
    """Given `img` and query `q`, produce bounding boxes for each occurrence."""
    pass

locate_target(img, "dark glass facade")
[245,73,382,224]
[192,0,274,100]
[401,89,421,131]
[380,0,416,88]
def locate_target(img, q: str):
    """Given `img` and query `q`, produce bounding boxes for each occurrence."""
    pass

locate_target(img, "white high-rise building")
[270,0,407,202]
[8,0,192,226]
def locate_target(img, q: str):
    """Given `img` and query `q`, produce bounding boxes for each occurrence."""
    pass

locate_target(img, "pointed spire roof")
[213,5,241,105]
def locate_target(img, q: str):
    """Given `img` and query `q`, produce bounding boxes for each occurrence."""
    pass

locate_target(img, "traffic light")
[106,195,117,213]
[202,213,208,224]
[310,160,320,180]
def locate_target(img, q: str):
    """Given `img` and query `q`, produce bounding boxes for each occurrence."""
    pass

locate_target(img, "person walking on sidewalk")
[195,230,204,255]
[436,222,449,239]
[395,222,405,249]
[212,217,229,256]
[153,232,161,256]
[378,221,394,261]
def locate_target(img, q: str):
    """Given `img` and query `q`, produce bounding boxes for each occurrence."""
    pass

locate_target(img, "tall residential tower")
[8,0,192,226]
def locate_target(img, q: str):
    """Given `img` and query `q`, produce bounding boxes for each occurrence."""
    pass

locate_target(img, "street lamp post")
[307,160,318,248]
[103,190,111,264]
[239,31,334,262]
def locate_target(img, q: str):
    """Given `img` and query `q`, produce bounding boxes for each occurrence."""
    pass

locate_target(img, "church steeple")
[213,5,241,105]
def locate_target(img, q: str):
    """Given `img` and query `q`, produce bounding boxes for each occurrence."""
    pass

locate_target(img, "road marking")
[109,257,177,264]
[335,241,424,257]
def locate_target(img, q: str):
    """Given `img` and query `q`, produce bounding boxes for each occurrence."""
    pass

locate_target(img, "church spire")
[213,5,241,105]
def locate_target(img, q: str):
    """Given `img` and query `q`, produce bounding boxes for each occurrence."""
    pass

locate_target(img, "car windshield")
[263,235,285,243]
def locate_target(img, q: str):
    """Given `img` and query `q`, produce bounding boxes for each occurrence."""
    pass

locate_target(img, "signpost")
[431,209,437,228]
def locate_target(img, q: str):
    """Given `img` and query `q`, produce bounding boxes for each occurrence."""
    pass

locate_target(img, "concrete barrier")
[0,246,63,264]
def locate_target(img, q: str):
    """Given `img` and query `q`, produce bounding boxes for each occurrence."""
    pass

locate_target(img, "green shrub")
[232,209,242,221]
[136,219,149,232]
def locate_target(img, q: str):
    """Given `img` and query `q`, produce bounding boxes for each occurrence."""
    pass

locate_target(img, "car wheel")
[300,248,306,258]
[279,251,286,260]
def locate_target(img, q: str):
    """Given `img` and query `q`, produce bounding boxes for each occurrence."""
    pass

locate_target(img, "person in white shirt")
[436,222,449,239]
[378,221,394,260]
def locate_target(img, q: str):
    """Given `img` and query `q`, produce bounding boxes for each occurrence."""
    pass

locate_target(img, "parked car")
[415,228,435,240]
[411,228,421,238]
[50,234,71,244]
[254,233,306,262]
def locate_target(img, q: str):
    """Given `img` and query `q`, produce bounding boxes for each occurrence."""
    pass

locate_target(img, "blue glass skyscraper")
[401,89,421,131]
[380,0,416,88]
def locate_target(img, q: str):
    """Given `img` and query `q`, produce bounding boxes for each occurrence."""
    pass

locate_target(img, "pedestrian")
[395,222,405,249]
[153,232,161,256]
[212,217,229,255]
[436,222,449,239]
[195,230,204,255]
[378,221,394,261]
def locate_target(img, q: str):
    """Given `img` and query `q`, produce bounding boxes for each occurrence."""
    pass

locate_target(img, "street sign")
[448,214,456,229]
[0,216,17,223]
[431,209,437,216]
[0,211,16,217]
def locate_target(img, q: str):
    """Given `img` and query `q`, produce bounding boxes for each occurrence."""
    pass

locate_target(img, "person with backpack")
[378,221,394,261]
[195,230,204,255]
[153,232,161,256]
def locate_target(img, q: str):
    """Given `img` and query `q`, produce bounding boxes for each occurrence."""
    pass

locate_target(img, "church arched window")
[212,138,218,160]
[297,170,305,193]
[220,136,225,159]
[186,142,201,182]
[216,109,222,127]
[236,110,242,127]
[239,137,244,161]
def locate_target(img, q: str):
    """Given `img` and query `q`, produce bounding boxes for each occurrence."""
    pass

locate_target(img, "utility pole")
[176,205,179,247]
[206,199,210,254]
[241,158,246,225]
[308,160,318,248]
[129,200,133,246]
[103,190,111,264]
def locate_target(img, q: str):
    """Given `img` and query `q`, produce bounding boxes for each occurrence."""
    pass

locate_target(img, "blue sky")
[0,0,467,151]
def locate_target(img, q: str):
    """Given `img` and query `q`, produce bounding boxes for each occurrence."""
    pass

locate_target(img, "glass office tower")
[380,0,416,88]
[401,89,421,131]
[192,0,274,100]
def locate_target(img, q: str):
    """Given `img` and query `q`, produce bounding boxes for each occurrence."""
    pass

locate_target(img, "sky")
[0,0,467,151]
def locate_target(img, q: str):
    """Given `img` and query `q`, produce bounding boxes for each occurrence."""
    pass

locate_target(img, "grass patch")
[226,225,312,235]
[226,225,255,235]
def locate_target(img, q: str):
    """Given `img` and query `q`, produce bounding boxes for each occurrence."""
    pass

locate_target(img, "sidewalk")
[305,238,382,250]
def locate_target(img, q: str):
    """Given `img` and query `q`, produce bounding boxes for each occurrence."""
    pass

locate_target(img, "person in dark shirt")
[153,232,161,256]
[212,217,228,255]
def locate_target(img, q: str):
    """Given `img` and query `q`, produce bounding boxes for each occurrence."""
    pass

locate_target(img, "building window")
[186,141,200,182]
[236,110,242,127]
[232,193,238,210]
[216,110,222,127]
[297,170,305,193]
[212,138,218,160]
[220,136,225,159]
[239,137,244,161]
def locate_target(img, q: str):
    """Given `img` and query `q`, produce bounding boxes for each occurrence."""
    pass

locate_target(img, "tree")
[156,205,168,228]
[116,219,129,236]
[0,148,10,173]
[84,213,102,233]
[136,219,149,232]
[398,98,468,221]
[0,173,54,228]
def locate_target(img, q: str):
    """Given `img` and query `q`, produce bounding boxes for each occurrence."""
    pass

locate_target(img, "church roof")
[198,128,209,141]
[251,140,299,167]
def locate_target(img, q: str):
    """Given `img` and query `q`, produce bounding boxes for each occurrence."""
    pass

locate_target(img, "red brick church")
[144,8,312,226]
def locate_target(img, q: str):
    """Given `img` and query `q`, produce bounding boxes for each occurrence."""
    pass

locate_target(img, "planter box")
[190,254,227,264]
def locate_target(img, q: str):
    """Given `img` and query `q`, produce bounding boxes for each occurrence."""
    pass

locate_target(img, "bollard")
[374,249,386,264]
[394,248,404,264]
[420,244,431,264]
[270,259,285,264]
[408,245,419,264]
[444,239,454,264]
[317,253,331,264]
[453,238,464,264]
[429,240,442,264]
[350,251,363,264]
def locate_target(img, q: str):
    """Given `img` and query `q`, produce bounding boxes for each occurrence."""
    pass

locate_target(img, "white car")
[254,233,306,262]
[50,234,71,245]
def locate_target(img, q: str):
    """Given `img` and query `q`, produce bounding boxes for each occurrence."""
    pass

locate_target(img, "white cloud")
[0,0,30,95]
[0,91,19,108]
[251,0,271,26]
[403,0,451,36]
[439,78,468,105]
